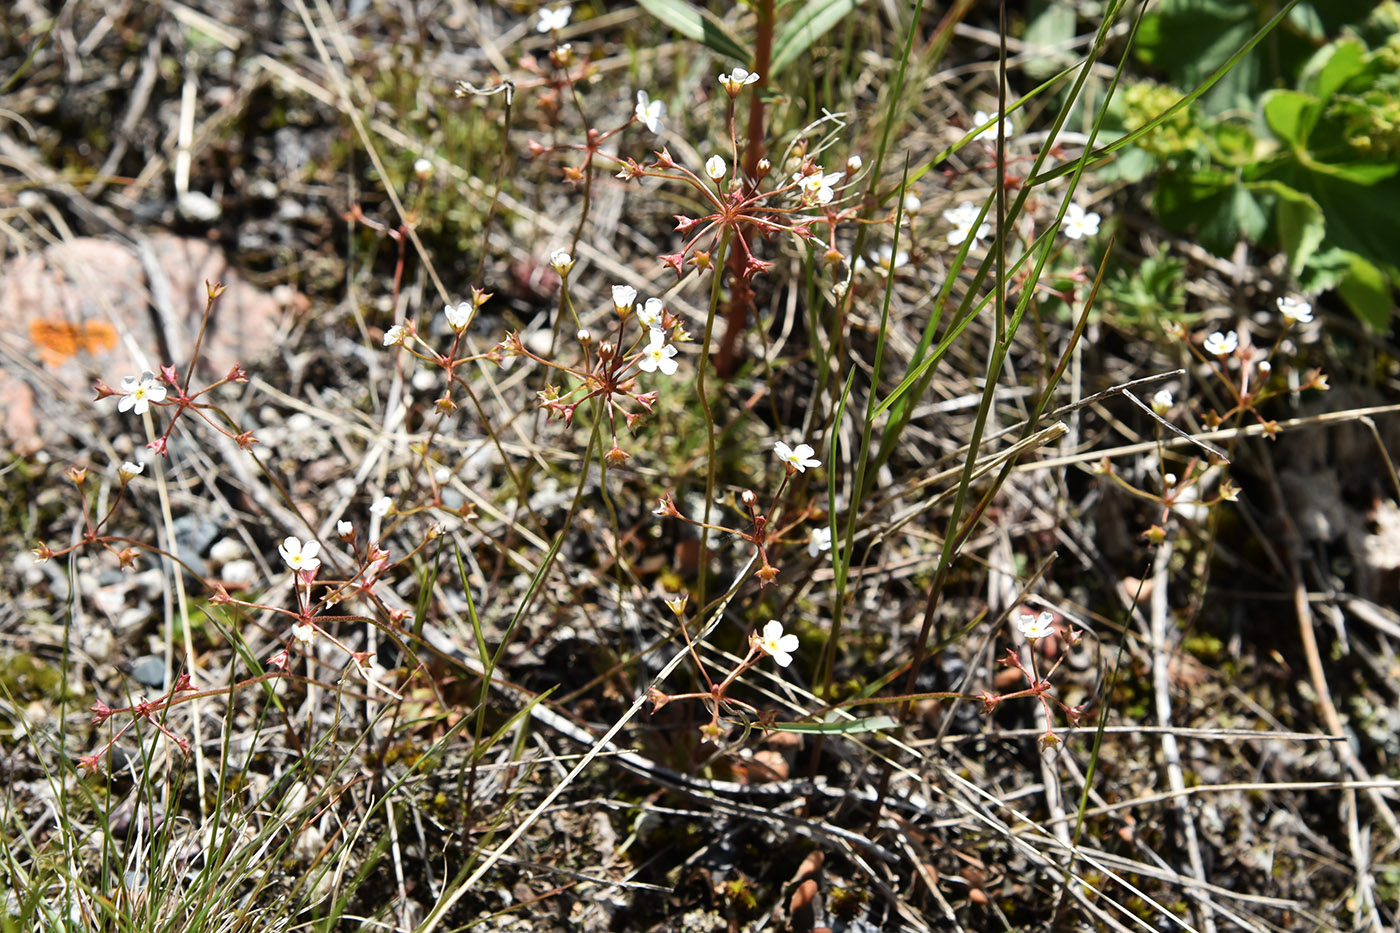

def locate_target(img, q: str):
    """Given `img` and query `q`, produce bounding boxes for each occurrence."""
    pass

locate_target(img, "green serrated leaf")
[637,0,750,65]
[771,0,859,76]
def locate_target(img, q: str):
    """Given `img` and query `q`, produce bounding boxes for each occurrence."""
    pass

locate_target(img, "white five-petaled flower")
[705,155,726,181]
[536,4,571,32]
[117,461,144,482]
[718,67,760,96]
[635,90,665,134]
[1150,389,1173,416]
[549,249,574,276]
[337,520,354,537]
[1204,330,1238,357]
[637,332,679,375]
[612,284,637,315]
[774,440,821,473]
[1062,202,1101,240]
[278,536,322,574]
[637,297,664,330]
[972,109,1015,143]
[1017,610,1055,641]
[793,169,844,206]
[370,496,393,517]
[943,201,991,246]
[444,301,474,332]
[383,324,408,347]
[846,155,863,174]
[291,622,316,646]
[1277,295,1313,323]
[117,372,167,416]
[756,620,800,668]
[808,526,833,559]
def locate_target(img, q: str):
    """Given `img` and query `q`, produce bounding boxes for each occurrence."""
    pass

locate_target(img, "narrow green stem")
[695,232,732,608]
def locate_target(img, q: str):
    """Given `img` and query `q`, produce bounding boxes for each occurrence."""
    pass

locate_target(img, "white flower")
[756,620,800,668]
[611,284,637,315]
[808,526,833,558]
[637,333,679,376]
[846,155,863,174]
[902,193,922,214]
[1277,295,1313,323]
[1150,389,1173,416]
[1017,610,1055,640]
[117,372,167,416]
[793,169,844,206]
[943,201,991,246]
[973,109,1015,143]
[434,467,451,484]
[413,157,432,178]
[383,324,408,347]
[705,155,726,180]
[549,249,574,276]
[774,440,821,473]
[637,297,664,330]
[370,496,393,517]
[291,622,316,646]
[537,4,571,32]
[576,328,591,342]
[337,520,354,537]
[444,301,474,332]
[278,536,322,574]
[635,90,665,134]
[1204,330,1238,357]
[718,67,760,95]
[117,461,144,482]
[876,244,908,271]
[1062,202,1101,240]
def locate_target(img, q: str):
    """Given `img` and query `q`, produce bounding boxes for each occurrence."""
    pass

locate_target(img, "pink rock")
[0,234,288,453]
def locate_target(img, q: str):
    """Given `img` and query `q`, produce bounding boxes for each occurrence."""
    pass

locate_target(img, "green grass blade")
[636,0,750,64]
[771,0,860,76]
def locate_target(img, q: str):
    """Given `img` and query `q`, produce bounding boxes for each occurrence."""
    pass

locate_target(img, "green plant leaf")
[1262,89,1320,146]
[770,714,898,735]
[636,0,751,65]
[1336,252,1395,333]
[1305,37,1365,102]
[1022,0,1079,80]
[1156,168,1267,255]
[1309,161,1399,185]
[1260,181,1325,275]
[771,0,860,76]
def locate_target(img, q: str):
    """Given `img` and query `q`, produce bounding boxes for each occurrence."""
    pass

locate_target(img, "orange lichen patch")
[28,318,118,367]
